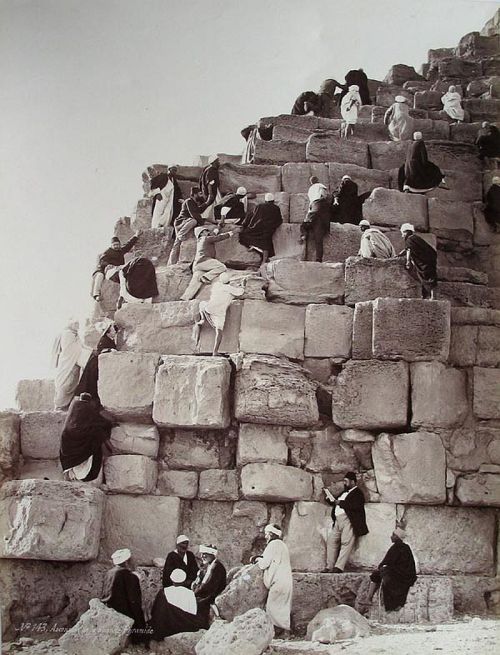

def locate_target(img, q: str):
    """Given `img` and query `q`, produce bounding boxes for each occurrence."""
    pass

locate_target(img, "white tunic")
[258,539,293,630]
[151,178,175,228]
[341,90,362,125]
[53,328,90,409]
[441,91,465,121]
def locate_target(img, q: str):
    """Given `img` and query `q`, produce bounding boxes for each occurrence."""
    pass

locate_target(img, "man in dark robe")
[91,233,139,302]
[119,257,158,304]
[59,393,114,481]
[339,69,371,105]
[317,79,341,118]
[75,320,116,403]
[192,545,227,628]
[332,175,365,224]
[300,189,333,262]
[150,568,202,641]
[199,159,220,207]
[398,132,446,193]
[168,187,216,265]
[102,548,149,645]
[366,528,417,611]
[476,122,500,161]
[214,187,247,222]
[291,91,321,115]
[485,177,500,231]
[238,193,283,263]
[400,223,438,299]
[162,535,199,588]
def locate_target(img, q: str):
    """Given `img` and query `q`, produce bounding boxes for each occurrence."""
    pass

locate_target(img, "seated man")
[358,220,396,258]
[364,528,417,612]
[399,223,437,300]
[398,132,448,194]
[192,544,227,628]
[331,175,365,224]
[214,187,247,222]
[300,183,332,262]
[91,232,139,302]
[476,122,500,161]
[168,186,215,265]
[238,193,283,263]
[149,568,202,641]
[118,256,158,307]
[162,535,199,589]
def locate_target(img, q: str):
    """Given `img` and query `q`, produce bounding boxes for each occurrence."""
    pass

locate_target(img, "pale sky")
[0,0,498,409]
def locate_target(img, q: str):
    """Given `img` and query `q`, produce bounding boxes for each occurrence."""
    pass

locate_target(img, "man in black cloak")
[398,132,446,193]
[214,187,247,222]
[199,158,220,208]
[365,528,417,611]
[400,223,438,299]
[300,190,333,262]
[59,393,114,481]
[91,233,139,302]
[162,535,199,589]
[485,177,500,232]
[192,544,227,628]
[75,320,116,404]
[102,548,149,645]
[119,256,158,304]
[339,69,371,105]
[331,175,368,224]
[238,193,283,263]
[291,91,321,115]
[476,122,500,161]
[150,568,203,641]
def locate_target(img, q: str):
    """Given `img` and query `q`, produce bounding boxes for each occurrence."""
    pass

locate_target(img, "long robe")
[53,327,90,410]
[340,70,371,105]
[332,178,363,224]
[441,91,464,121]
[476,125,500,159]
[149,587,202,641]
[120,257,158,300]
[193,560,227,628]
[199,164,220,206]
[102,567,148,644]
[359,228,396,259]
[405,233,438,290]
[371,540,417,611]
[238,201,283,254]
[162,550,199,588]
[341,89,362,125]
[399,140,443,193]
[258,540,293,630]
[151,178,180,228]
[485,184,500,228]
[291,91,320,115]
[384,102,414,141]
[75,333,116,402]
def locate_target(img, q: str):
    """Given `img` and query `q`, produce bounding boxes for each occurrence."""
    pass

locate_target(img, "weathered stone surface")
[414,90,443,109]
[154,264,192,302]
[331,360,409,430]
[132,197,153,231]
[272,223,306,260]
[234,355,318,427]
[344,257,420,305]
[341,429,375,443]
[266,260,344,304]
[0,480,103,561]
[411,362,468,428]
[477,326,500,366]
[303,358,332,384]
[473,367,500,419]
[219,163,281,194]
[375,85,413,107]
[198,469,239,501]
[98,351,159,419]
[328,163,390,195]
[15,379,55,412]
[288,192,308,223]
[104,455,157,494]
[363,187,428,230]
[237,424,288,466]
[404,505,495,575]
[159,631,207,655]
[372,432,446,503]
[273,124,316,143]
[281,163,330,194]
[133,227,173,264]
[350,503,397,570]
[369,141,409,170]
[439,281,491,308]
[351,301,373,359]
[451,307,500,327]
[304,305,353,359]
[240,300,305,359]
[286,501,330,572]
[153,356,231,429]
[253,139,306,164]
[216,563,267,621]
[20,411,66,460]
[58,598,132,655]
[19,458,63,480]
[241,463,313,501]
[371,298,451,362]
[306,605,370,642]
[428,198,474,244]
[102,494,180,565]
[412,118,450,141]
[0,412,20,482]
[455,473,500,507]
[449,324,478,366]
[109,423,159,457]
[159,430,221,470]
[439,266,488,286]
[463,97,500,122]
[426,142,479,175]
[306,134,369,167]
[305,426,358,474]
[157,469,199,498]
[195,607,274,655]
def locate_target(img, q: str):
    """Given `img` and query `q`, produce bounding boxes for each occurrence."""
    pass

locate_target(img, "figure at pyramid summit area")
[167,186,217,265]
[338,68,371,105]
[52,318,91,410]
[384,95,414,141]
[198,158,221,216]
[399,223,438,300]
[476,121,500,162]
[102,548,149,645]
[75,319,117,404]
[358,220,396,259]
[162,535,199,589]
[331,175,370,224]
[237,192,283,263]
[324,472,369,573]
[91,232,139,303]
[299,177,332,262]
[180,224,237,301]
[192,272,245,356]
[484,176,500,232]
[150,567,203,641]
[59,392,115,482]
[240,123,273,163]
[361,528,417,614]
[291,90,322,116]
[146,165,183,228]
[398,132,448,194]
[440,85,465,125]
[118,256,158,307]
[213,186,248,222]
[340,85,362,138]
[192,544,227,629]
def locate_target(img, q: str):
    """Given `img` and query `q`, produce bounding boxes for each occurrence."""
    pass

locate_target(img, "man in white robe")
[52,319,91,410]
[358,220,396,259]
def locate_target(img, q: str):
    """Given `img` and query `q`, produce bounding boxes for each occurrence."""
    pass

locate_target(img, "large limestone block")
[463,97,500,123]
[477,326,500,367]
[0,480,103,561]
[304,305,353,359]
[195,607,274,655]
[363,187,428,230]
[20,411,67,459]
[102,494,180,565]
[425,169,482,203]
[198,469,239,501]
[154,264,191,302]
[372,432,446,503]
[98,351,159,419]
[372,298,451,361]
[404,505,495,575]
[369,141,409,170]
[473,367,500,419]
[351,301,373,359]
[157,469,199,498]
[219,163,282,194]
[344,257,420,305]
[328,163,390,195]
[241,463,313,501]
[265,259,344,304]
[305,426,358,474]
[414,90,442,110]
[306,133,369,167]
[425,142,479,175]
[153,356,231,429]
[411,362,468,428]
[159,429,221,470]
[216,563,267,621]
[449,324,479,367]
[0,412,20,482]
[455,473,500,507]
[428,198,474,244]
[412,118,449,141]
[259,113,320,129]
[289,192,309,223]
[104,455,157,494]
[239,299,305,360]
[286,501,331,572]
[312,224,359,265]
[306,605,370,642]
[273,124,316,143]
[331,360,409,430]
[132,197,153,230]
[253,139,306,164]
[19,458,63,480]
[376,85,413,107]
[109,423,159,457]
[272,223,306,260]
[15,379,55,412]
[281,162,330,193]
[350,503,397,569]
[236,424,288,466]
[58,598,133,655]
[132,227,172,264]
[234,355,319,427]
[438,281,490,308]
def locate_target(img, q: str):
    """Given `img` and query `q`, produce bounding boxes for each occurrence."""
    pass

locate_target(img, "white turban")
[400,223,415,234]
[194,226,212,239]
[236,186,247,196]
[111,548,131,565]
[359,219,371,228]
[492,177,500,185]
[342,175,352,181]
[395,95,406,103]
[264,524,282,537]
[413,131,423,140]
[393,527,406,540]
[349,85,359,92]
[176,534,190,545]
[199,544,218,556]
[265,193,274,202]
[170,568,187,583]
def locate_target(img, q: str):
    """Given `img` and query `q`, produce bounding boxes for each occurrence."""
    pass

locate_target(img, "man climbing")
[300,181,332,262]
[91,232,140,302]
[238,193,283,263]
[399,223,438,300]
[214,186,247,222]
[167,186,216,265]
[358,220,396,258]
[398,132,448,194]
[199,158,220,210]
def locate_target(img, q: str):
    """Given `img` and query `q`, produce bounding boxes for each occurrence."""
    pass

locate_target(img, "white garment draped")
[164,586,197,615]
[151,179,175,228]
[258,539,293,630]
[359,228,396,259]
[341,90,362,125]
[53,328,90,409]
[441,91,465,121]
[384,102,414,141]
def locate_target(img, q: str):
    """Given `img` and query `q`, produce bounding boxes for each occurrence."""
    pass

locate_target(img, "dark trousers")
[301,219,329,262]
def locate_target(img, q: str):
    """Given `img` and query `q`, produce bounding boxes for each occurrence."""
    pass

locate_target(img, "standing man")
[324,472,368,573]
[193,544,227,628]
[162,535,199,589]
[331,175,364,224]
[300,182,332,262]
[91,233,139,302]
[199,158,220,210]
[167,187,215,265]
[399,223,437,300]
[238,193,283,263]
[148,165,183,228]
